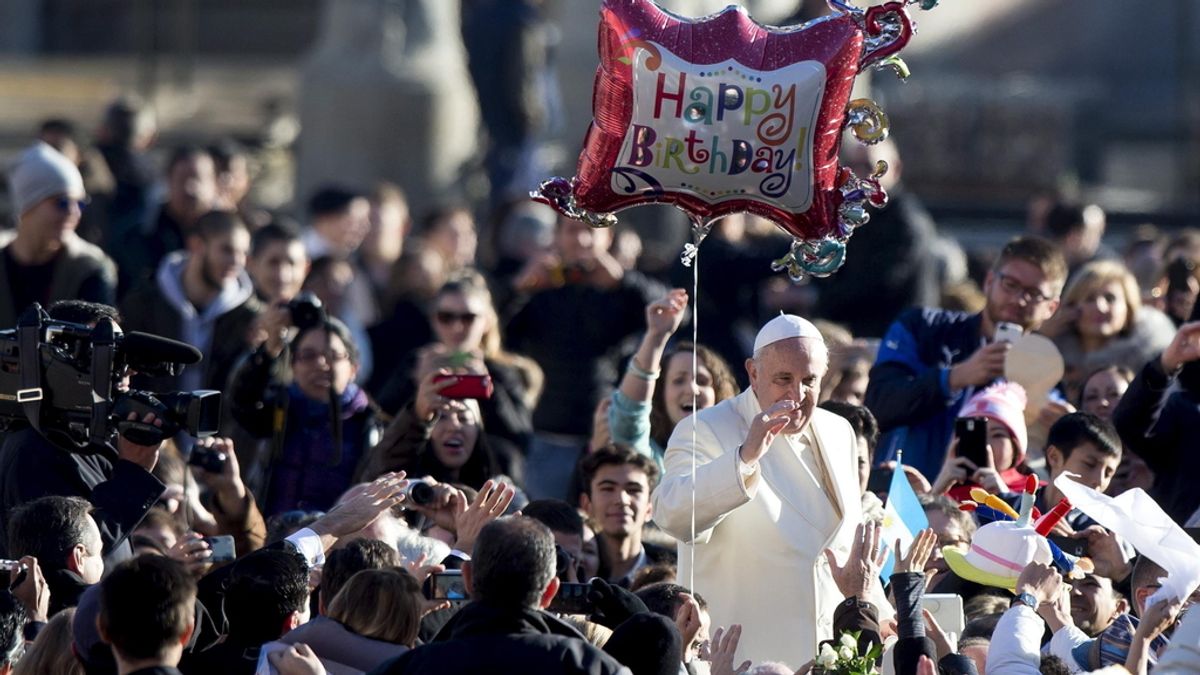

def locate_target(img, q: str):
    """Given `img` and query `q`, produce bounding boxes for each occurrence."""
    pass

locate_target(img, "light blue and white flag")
[879,454,930,580]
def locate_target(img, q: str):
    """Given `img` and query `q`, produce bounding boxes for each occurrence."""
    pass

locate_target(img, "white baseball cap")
[753,313,823,353]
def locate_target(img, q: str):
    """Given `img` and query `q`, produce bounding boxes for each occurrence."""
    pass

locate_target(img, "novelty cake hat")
[943,476,1089,590]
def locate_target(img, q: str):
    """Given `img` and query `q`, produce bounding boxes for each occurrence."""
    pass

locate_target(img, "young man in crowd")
[1037,412,1123,532]
[579,445,674,586]
[121,209,261,392]
[247,221,309,307]
[866,236,1068,480]
[98,555,196,675]
[180,549,311,674]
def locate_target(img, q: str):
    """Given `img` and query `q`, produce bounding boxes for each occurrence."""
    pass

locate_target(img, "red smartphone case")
[433,374,494,400]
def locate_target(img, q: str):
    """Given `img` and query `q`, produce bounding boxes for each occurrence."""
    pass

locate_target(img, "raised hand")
[971,445,1008,495]
[707,624,753,675]
[894,528,938,576]
[310,472,408,543]
[453,480,516,554]
[740,400,800,464]
[415,369,460,421]
[931,439,977,494]
[824,521,887,601]
[1161,321,1200,372]
[1015,561,1062,606]
[645,289,688,339]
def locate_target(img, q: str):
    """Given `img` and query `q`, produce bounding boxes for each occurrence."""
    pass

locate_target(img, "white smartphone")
[921,593,965,636]
[994,322,1024,344]
[204,535,236,563]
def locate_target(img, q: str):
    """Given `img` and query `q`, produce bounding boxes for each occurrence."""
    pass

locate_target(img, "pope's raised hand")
[739,400,799,464]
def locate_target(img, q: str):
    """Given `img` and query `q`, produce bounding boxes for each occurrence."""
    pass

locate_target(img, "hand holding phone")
[203,535,236,563]
[954,417,990,468]
[548,582,595,615]
[994,322,1024,344]
[432,374,494,400]
[424,570,469,602]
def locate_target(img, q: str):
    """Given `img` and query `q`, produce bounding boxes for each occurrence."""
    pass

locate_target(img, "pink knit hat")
[958,382,1028,462]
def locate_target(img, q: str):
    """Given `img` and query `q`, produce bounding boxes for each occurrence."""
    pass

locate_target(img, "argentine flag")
[879,455,929,580]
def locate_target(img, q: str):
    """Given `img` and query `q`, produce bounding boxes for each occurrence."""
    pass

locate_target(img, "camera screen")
[432,572,468,601]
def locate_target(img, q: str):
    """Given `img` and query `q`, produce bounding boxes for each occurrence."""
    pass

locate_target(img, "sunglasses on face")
[435,311,478,325]
[54,196,88,212]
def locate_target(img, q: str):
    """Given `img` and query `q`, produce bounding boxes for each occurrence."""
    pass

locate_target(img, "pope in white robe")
[652,314,893,667]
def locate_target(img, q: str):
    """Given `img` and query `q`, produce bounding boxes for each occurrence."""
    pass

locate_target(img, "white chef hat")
[753,313,824,354]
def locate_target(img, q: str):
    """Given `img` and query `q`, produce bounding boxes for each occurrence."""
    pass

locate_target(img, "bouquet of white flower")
[813,631,882,675]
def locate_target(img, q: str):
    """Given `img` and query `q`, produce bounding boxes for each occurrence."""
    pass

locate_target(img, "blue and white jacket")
[864,307,989,480]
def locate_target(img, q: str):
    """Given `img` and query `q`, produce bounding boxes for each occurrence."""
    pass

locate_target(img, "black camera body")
[188,444,228,474]
[287,292,326,330]
[0,305,220,451]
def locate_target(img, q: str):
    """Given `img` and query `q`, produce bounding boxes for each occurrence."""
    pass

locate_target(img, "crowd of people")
[2,42,1200,675]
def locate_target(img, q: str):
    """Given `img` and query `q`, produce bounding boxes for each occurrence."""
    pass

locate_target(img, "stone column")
[296,0,480,220]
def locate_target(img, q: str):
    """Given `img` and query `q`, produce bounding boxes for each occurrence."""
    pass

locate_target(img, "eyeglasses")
[54,196,88,212]
[996,272,1054,304]
[435,311,478,325]
[294,349,350,364]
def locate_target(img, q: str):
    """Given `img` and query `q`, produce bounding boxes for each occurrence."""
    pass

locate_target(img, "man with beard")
[121,210,261,392]
[865,237,1067,480]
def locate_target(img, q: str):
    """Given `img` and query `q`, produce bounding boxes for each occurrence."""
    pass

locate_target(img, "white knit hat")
[8,142,85,215]
[753,313,824,353]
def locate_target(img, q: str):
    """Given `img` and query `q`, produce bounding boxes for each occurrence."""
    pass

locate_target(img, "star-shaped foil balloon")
[533,0,939,279]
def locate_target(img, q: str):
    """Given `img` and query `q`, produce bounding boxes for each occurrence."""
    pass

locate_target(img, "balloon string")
[689,225,701,595]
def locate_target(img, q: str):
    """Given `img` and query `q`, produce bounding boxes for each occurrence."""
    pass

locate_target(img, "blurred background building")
[0,0,1195,249]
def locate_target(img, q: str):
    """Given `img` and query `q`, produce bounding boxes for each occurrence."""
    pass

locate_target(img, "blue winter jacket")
[864,308,988,479]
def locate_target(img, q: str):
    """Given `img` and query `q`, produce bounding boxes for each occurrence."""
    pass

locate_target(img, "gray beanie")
[7,141,85,215]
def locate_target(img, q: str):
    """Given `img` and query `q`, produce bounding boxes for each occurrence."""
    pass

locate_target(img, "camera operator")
[229,315,385,517]
[0,410,166,571]
[0,301,168,569]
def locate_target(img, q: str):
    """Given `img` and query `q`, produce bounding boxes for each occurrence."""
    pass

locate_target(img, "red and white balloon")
[533,0,937,278]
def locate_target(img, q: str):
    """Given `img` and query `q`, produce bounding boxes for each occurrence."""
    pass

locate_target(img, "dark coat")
[813,189,941,339]
[0,231,116,329]
[229,347,385,516]
[1111,355,1200,523]
[596,539,676,585]
[505,272,663,436]
[0,427,164,570]
[865,308,987,479]
[368,601,632,675]
[120,281,261,393]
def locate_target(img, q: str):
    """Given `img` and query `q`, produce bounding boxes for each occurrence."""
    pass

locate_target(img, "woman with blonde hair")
[326,568,425,647]
[265,568,423,673]
[13,608,83,675]
[376,271,542,466]
[1047,260,1175,396]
